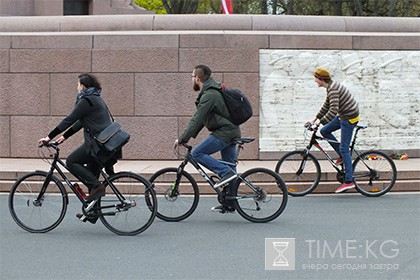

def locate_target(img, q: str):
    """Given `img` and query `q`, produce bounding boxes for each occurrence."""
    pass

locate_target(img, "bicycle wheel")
[149,167,199,222]
[275,150,321,196]
[233,168,288,223]
[352,150,397,197]
[99,172,157,236]
[8,171,67,233]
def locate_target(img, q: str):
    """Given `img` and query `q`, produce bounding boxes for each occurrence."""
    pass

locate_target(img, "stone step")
[1,158,419,194]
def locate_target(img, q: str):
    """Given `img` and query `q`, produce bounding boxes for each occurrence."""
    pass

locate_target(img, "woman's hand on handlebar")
[38,137,51,145]
[56,136,66,144]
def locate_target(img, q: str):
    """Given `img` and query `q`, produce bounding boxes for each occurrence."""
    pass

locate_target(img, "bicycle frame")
[174,143,260,199]
[300,125,365,174]
[37,143,127,211]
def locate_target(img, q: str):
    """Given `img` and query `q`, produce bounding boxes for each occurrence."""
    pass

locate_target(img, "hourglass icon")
[272,241,289,266]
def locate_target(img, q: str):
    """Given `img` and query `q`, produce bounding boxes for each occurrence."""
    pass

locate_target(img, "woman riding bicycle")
[38,73,118,202]
[308,68,360,193]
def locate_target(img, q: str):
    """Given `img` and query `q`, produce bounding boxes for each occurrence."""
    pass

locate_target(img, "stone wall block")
[0,36,11,48]
[10,49,91,73]
[0,16,60,32]
[50,73,135,116]
[0,74,50,115]
[154,14,251,31]
[10,116,83,158]
[50,73,81,116]
[92,49,178,72]
[270,34,353,49]
[11,35,93,49]
[94,34,179,49]
[0,49,9,72]
[344,17,420,32]
[135,72,195,116]
[353,35,420,50]
[96,73,135,116]
[119,117,178,159]
[60,15,154,32]
[179,48,259,72]
[180,34,268,48]
[0,116,10,157]
[252,15,347,31]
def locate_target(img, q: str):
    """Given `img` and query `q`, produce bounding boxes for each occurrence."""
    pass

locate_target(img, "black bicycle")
[148,137,288,223]
[275,124,397,197]
[8,142,157,236]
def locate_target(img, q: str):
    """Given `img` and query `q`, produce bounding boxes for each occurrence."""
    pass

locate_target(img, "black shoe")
[76,213,99,224]
[214,172,237,188]
[211,205,235,214]
[86,183,106,202]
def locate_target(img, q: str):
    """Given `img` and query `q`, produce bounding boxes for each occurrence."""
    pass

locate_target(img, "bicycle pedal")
[78,214,87,221]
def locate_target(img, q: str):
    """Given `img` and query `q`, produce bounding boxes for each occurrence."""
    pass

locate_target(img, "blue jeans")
[191,135,236,178]
[320,116,357,183]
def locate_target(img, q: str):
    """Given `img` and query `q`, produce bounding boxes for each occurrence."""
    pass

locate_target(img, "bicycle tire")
[275,150,321,196]
[352,150,397,197]
[99,172,157,236]
[149,167,199,222]
[233,168,288,223]
[8,171,68,233]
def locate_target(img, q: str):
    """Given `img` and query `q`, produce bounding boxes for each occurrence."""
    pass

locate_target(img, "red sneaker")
[335,182,355,193]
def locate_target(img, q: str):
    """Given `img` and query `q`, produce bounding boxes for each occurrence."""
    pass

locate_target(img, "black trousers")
[66,144,101,190]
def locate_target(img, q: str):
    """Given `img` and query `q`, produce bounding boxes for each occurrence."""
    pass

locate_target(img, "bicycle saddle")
[233,137,255,144]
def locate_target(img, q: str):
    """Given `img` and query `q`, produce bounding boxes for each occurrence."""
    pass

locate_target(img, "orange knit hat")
[313,68,331,80]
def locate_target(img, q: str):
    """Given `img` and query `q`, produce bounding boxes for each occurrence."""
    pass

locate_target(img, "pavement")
[0,157,419,194]
[1,193,419,280]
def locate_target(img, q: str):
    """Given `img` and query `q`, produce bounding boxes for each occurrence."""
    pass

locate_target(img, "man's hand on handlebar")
[173,139,180,149]
[304,120,320,131]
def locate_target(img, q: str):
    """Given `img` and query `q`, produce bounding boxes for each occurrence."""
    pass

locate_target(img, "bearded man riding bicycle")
[174,64,240,212]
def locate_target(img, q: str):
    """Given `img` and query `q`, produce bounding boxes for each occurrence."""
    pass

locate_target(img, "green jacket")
[179,78,240,144]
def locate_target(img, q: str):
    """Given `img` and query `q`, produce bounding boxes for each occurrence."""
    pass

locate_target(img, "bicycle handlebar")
[304,122,317,132]
[39,141,60,149]
[181,143,193,151]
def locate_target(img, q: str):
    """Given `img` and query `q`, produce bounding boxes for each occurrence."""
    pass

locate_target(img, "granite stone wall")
[0,15,419,159]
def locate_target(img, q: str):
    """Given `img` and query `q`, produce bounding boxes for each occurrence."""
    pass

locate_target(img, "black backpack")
[219,85,253,126]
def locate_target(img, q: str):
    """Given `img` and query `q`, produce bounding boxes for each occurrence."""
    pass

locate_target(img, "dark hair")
[194,65,212,82]
[78,73,101,90]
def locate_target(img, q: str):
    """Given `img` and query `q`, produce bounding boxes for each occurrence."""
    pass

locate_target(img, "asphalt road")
[1,193,419,280]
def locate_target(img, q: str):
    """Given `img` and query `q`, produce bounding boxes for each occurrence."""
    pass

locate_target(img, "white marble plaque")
[260,50,420,152]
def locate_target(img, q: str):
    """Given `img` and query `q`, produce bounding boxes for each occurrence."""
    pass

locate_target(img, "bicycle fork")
[296,149,311,176]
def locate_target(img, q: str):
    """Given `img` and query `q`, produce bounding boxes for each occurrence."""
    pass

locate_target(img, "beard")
[193,82,200,91]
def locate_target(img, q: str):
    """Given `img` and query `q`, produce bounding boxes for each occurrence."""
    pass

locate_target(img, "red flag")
[221,0,233,14]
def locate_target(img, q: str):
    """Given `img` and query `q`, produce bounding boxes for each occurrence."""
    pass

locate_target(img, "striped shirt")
[316,81,359,125]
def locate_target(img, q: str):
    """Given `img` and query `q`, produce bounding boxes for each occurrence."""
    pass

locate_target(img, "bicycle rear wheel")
[8,171,67,233]
[99,172,157,236]
[353,150,397,197]
[275,150,321,196]
[233,168,288,223]
[149,167,199,222]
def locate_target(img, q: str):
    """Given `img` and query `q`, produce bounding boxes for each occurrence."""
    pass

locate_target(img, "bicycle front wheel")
[353,151,397,197]
[149,167,199,222]
[99,172,157,236]
[275,150,321,196]
[8,171,67,233]
[233,168,288,223]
